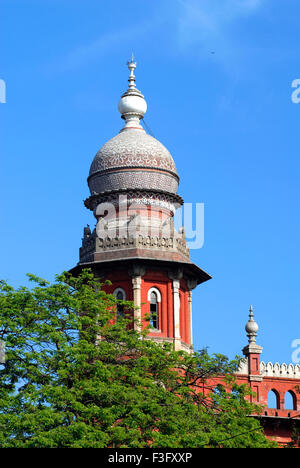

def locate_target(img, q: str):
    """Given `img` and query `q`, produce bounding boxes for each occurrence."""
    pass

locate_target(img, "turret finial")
[245,304,259,344]
[118,56,147,131]
[127,53,137,90]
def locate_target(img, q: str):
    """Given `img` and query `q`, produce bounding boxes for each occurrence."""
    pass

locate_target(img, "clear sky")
[1,0,299,364]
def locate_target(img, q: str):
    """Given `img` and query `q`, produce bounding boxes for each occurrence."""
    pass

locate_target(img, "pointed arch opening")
[150,291,159,330]
[268,389,280,409]
[113,288,126,319]
[148,287,161,331]
[284,390,297,411]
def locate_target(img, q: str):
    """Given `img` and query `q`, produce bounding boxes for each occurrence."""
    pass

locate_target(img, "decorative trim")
[235,358,249,375]
[89,130,178,176]
[260,361,300,379]
[94,235,190,260]
[147,287,162,303]
[249,375,263,382]
[88,165,179,182]
[113,287,126,300]
[84,189,184,212]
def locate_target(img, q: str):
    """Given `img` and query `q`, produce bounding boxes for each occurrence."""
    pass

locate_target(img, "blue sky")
[1,0,300,364]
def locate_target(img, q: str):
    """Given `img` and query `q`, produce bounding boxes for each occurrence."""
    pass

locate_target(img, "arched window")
[268,389,280,409]
[113,288,126,319]
[285,391,297,410]
[147,288,161,330]
[150,291,159,330]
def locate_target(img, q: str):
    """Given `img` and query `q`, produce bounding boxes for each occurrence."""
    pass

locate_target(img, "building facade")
[71,59,300,446]
[211,306,300,446]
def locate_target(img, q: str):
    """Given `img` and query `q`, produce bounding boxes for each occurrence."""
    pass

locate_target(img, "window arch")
[268,389,280,409]
[149,289,160,330]
[113,288,126,319]
[147,287,161,330]
[147,287,161,303]
[284,391,297,410]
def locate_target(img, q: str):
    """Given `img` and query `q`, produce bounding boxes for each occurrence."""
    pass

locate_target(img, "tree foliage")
[286,427,300,448]
[0,270,274,448]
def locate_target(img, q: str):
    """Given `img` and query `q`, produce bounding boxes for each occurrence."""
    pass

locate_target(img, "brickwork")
[208,344,300,445]
[98,266,195,352]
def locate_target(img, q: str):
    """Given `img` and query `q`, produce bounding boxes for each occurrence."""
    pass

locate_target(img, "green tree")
[286,427,300,448]
[0,270,274,448]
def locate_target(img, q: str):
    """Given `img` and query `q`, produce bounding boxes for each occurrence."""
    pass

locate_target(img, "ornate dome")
[87,57,179,197]
[88,128,179,195]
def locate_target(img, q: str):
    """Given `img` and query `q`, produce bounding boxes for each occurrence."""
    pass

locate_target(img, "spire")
[118,56,147,131]
[242,305,263,375]
[245,304,259,344]
[127,53,137,90]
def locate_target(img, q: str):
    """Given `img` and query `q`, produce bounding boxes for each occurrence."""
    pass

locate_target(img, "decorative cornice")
[93,235,190,260]
[260,361,300,379]
[243,343,263,356]
[249,375,263,382]
[84,189,184,212]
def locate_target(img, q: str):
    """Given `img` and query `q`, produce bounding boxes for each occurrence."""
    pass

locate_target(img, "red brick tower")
[71,58,211,351]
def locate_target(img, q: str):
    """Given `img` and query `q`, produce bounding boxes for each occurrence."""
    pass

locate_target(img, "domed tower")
[71,58,211,351]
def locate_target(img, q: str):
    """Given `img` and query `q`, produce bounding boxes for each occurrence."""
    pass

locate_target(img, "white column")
[132,276,142,331]
[188,290,193,346]
[186,278,197,350]
[172,279,181,351]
